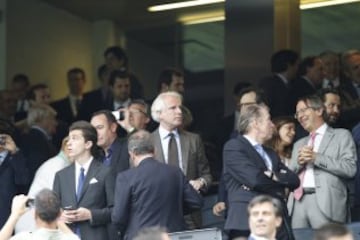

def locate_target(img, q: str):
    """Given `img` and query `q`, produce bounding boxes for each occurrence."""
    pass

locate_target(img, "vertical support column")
[0,0,6,89]
[224,0,274,114]
[224,0,300,115]
[91,20,125,87]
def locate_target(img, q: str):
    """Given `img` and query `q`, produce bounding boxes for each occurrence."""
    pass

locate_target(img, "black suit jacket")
[0,151,29,228]
[51,97,77,124]
[78,89,113,121]
[290,77,318,108]
[223,135,299,239]
[53,159,115,240]
[20,127,57,183]
[108,137,130,174]
[259,75,293,116]
[112,158,203,240]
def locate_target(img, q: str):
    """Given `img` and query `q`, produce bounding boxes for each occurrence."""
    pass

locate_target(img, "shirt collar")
[159,125,179,140]
[75,157,93,175]
[249,233,275,240]
[243,134,260,147]
[313,123,328,136]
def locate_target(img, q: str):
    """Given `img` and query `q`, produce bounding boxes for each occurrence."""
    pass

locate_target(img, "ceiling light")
[182,15,225,25]
[148,0,225,12]
[300,0,360,9]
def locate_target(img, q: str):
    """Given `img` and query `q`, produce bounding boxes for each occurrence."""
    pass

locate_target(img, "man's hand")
[116,108,134,133]
[11,194,29,218]
[298,145,316,165]
[212,202,226,216]
[189,178,205,191]
[0,134,18,154]
[63,207,92,223]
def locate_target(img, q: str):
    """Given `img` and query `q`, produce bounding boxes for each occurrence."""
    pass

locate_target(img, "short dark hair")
[297,56,319,76]
[67,67,85,79]
[157,68,183,92]
[133,226,168,240]
[12,74,30,86]
[109,70,130,87]
[247,195,282,218]
[27,83,48,100]
[104,46,128,68]
[317,88,340,102]
[34,189,61,223]
[271,49,299,73]
[238,87,266,105]
[92,109,117,124]
[69,121,100,157]
[128,130,154,155]
[314,223,352,240]
[233,82,252,96]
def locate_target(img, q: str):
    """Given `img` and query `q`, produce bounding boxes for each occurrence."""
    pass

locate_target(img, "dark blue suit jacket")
[112,158,203,240]
[223,135,299,239]
[0,151,29,228]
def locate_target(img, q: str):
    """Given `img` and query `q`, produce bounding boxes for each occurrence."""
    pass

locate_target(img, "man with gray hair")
[150,91,211,229]
[223,103,299,240]
[288,94,357,229]
[21,104,58,185]
[10,189,79,240]
[112,130,203,240]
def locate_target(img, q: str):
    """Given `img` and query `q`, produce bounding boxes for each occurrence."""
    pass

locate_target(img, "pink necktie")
[293,132,317,201]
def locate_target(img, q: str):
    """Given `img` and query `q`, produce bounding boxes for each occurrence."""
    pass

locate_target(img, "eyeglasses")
[294,107,314,119]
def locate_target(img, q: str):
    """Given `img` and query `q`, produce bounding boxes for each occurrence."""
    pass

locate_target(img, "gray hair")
[341,49,360,73]
[297,94,326,120]
[133,226,168,240]
[27,104,57,126]
[151,91,183,122]
[247,195,282,218]
[237,103,268,134]
[35,188,61,223]
[128,130,154,155]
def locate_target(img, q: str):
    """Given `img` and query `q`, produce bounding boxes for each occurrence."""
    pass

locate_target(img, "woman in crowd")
[265,116,296,166]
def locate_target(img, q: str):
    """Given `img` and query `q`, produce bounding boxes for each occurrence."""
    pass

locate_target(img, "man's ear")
[85,140,93,150]
[275,216,282,228]
[110,122,118,133]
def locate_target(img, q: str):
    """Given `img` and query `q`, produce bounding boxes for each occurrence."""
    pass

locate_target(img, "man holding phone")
[0,133,29,229]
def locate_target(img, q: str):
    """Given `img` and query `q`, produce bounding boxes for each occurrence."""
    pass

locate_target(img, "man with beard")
[318,89,341,127]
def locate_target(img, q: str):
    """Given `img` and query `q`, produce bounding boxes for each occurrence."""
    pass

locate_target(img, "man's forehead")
[69,129,84,137]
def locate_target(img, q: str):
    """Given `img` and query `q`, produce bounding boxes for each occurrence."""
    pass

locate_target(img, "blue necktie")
[76,167,85,201]
[103,149,112,166]
[254,144,272,170]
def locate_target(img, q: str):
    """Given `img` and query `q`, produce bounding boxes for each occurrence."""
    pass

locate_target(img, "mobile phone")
[26,199,35,208]
[64,205,74,210]
[112,110,125,121]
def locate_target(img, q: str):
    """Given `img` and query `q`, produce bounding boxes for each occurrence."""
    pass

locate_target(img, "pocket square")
[89,178,98,184]
[280,169,287,174]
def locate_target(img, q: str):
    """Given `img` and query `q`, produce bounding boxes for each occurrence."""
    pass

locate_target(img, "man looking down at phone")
[0,133,29,230]
[9,189,79,240]
[53,121,115,240]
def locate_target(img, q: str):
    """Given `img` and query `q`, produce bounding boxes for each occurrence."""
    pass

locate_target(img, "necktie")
[168,133,179,167]
[75,99,81,113]
[76,167,85,201]
[254,144,272,170]
[293,132,317,201]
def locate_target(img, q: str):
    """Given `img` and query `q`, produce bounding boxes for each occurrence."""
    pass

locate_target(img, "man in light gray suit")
[288,94,357,229]
[150,91,212,228]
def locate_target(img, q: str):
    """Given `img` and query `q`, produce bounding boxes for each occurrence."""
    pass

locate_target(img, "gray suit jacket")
[151,128,212,186]
[287,127,357,222]
[53,159,115,240]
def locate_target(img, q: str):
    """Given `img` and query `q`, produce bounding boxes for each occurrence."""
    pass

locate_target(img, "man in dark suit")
[223,103,299,240]
[90,110,130,172]
[0,133,29,229]
[290,56,324,109]
[150,91,212,228]
[53,121,115,240]
[78,64,113,121]
[51,68,86,125]
[259,49,299,117]
[248,195,283,240]
[21,104,57,184]
[112,130,203,240]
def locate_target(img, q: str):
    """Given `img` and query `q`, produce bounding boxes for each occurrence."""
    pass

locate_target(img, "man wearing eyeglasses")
[287,94,357,229]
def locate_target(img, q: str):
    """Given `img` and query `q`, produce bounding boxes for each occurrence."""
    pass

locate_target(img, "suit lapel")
[153,130,165,163]
[179,131,188,174]
[240,136,268,169]
[77,160,100,203]
[66,164,77,205]
[318,127,334,154]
